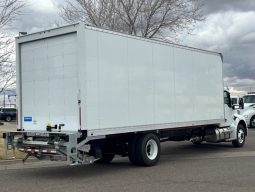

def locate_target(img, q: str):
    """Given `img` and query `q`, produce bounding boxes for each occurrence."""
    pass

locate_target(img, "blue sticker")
[24,117,32,122]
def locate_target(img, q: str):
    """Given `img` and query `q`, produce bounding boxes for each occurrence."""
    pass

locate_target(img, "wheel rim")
[238,129,245,144]
[146,139,158,160]
[6,117,11,121]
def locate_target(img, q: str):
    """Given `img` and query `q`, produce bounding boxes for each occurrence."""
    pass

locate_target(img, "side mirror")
[228,94,232,108]
[239,98,244,109]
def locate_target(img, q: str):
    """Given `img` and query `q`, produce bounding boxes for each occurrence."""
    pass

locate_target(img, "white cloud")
[203,0,255,15]
[224,76,255,93]
[27,0,57,13]
[228,87,246,97]
[181,11,255,93]
[184,11,255,51]
[240,32,255,44]
[9,0,63,34]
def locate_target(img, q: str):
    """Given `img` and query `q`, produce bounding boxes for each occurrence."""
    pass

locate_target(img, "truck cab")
[219,91,247,146]
[243,92,255,108]
[240,92,255,128]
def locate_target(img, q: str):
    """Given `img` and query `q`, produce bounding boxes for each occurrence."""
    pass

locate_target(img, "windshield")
[243,95,255,103]
[231,98,238,105]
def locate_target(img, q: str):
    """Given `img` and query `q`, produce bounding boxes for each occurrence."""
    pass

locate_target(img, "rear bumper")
[3,131,81,163]
[3,130,105,165]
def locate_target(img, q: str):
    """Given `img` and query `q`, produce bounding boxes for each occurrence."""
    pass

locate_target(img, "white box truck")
[4,23,247,166]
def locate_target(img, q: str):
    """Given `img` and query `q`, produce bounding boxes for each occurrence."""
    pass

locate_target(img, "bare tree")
[60,0,204,41]
[0,0,24,93]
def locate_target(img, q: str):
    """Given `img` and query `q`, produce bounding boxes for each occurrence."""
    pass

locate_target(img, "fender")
[242,108,255,127]
[231,114,248,139]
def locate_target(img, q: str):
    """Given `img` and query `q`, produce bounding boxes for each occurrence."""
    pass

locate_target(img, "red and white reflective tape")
[24,148,57,154]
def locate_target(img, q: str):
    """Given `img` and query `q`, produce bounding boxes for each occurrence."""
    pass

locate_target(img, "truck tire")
[232,124,246,148]
[128,135,140,165]
[250,116,255,128]
[95,153,115,164]
[5,116,12,122]
[135,133,161,166]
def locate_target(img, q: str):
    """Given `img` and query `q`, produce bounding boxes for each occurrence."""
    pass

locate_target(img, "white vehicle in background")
[243,92,255,108]
[242,105,255,128]
[238,92,255,128]
[241,92,255,128]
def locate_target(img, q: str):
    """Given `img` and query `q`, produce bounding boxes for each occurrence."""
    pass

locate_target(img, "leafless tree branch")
[59,0,204,41]
[0,0,25,93]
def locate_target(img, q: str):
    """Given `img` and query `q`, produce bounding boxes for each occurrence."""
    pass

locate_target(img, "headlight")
[244,115,249,118]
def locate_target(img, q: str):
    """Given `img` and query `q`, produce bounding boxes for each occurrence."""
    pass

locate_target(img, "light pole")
[3,91,5,108]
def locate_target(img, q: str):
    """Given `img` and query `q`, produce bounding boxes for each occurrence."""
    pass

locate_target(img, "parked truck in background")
[243,92,255,108]
[4,23,247,166]
[242,106,255,128]
[241,92,255,128]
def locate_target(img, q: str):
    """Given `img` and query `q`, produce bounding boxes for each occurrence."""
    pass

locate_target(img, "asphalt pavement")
[0,122,16,132]
[0,129,255,192]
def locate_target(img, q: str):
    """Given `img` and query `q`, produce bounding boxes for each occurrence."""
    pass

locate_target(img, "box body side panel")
[17,24,224,134]
[82,28,224,134]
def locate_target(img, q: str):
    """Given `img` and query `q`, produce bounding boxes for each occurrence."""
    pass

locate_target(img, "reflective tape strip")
[25,148,57,154]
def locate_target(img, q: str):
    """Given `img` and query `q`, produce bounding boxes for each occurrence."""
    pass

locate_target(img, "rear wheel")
[135,133,161,166]
[128,135,140,165]
[232,124,246,147]
[250,116,255,128]
[5,116,12,122]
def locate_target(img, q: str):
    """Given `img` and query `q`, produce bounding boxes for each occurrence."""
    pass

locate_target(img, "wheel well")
[239,120,247,136]
[250,115,255,122]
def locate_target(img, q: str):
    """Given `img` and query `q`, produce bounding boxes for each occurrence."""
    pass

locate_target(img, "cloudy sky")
[8,0,255,95]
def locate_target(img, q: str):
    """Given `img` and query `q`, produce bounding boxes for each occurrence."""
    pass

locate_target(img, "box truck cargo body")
[18,24,224,134]
[4,23,247,166]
